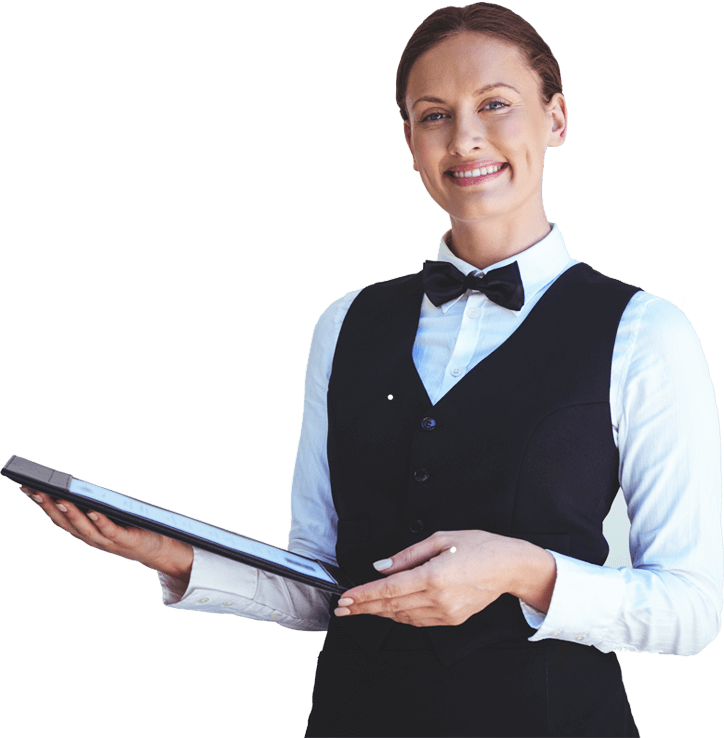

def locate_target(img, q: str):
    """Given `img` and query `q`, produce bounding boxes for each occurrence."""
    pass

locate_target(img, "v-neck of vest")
[408,262,586,409]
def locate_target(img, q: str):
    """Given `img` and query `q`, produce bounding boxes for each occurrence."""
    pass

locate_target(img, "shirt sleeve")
[157,290,360,630]
[521,293,723,654]
[158,548,331,630]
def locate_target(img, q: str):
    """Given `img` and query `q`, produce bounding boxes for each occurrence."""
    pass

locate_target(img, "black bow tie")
[422,260,525,310]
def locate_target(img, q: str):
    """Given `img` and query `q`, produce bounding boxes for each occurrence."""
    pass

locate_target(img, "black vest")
[326,263,640,666]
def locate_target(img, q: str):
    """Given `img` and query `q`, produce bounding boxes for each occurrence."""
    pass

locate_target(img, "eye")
[420,100,510,123]
[420,112,449,123]
[482,99,509,111]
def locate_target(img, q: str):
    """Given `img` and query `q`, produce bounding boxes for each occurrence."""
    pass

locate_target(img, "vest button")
[409,519,424,533]
[413,468,429,482]
[421,416,437,431]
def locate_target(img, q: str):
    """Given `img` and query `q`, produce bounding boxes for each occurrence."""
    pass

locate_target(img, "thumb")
[372,533,451,575]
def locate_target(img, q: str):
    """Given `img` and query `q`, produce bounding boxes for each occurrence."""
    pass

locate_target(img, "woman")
[307,3,722,738]
[13,3,722,737]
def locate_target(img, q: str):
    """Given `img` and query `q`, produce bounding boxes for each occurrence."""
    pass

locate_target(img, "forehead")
[406,32,538,100]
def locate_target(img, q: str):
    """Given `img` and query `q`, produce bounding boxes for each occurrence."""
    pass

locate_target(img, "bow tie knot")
[422,260,525,311]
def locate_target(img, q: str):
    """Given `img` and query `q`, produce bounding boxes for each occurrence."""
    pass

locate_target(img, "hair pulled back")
[396,2,562,121]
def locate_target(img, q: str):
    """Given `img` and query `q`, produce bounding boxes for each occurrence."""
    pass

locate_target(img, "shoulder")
[621,291,703,353]
[309,272,422,370]
[563,263,641,304]
[314,289,361,336]
[617,291,712,395]
[315,271,422,336]
[309,289,363,363]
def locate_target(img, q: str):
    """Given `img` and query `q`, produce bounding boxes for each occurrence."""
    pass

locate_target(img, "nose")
[448,110,485,157]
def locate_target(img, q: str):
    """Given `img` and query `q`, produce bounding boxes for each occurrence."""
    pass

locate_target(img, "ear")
[404,120,419,171]
[546,93,567,148]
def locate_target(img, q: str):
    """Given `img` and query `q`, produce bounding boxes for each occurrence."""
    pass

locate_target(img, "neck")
[446,209,552,270]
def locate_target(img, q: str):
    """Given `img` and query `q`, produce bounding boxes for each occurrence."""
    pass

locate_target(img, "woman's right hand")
[20,486,194,586]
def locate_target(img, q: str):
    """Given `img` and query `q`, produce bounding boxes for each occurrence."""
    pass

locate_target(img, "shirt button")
[450,366,462,377]
[413,468,429,482]
[467,308,479,319]
[222,601,235,607]
[574,634,586,641]
[421,417,436,431]
[409,519,424,533]
[550,631,561,637]
[270,612,281,620]
[197,597,210,604]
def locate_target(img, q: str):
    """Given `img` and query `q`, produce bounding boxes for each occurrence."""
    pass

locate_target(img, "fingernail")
[56,503,68,512]
[31,494,43,503]
[337,598,354,607]
[373,558,393,571]
[334,608,350,617]
[88,512,99,521]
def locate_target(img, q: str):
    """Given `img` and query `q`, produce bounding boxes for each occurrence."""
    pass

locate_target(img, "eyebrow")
[411,83,521,109]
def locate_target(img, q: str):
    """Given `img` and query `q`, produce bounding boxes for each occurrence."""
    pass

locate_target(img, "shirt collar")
[433,223,572,314]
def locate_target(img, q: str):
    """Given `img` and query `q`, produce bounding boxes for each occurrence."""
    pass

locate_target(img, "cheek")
[499,118,524,140]
[413,134,441,168]
[486,110,525,145]
[493,119,544,173]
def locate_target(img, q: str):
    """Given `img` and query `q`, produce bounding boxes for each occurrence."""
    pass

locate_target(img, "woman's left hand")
[334,530,556,627]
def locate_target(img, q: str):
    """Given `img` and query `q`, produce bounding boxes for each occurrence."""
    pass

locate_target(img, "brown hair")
[396,2,562,121]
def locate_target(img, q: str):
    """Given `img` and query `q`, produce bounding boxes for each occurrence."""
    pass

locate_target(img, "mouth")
[445,162,509,187]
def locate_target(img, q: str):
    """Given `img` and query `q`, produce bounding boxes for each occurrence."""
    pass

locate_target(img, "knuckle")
[103,526,118,541]
[394,550,411,568]
[426,567,447,590]
[381,582,400,599]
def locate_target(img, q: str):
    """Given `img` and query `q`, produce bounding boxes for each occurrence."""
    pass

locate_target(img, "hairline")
[401,29,550,121]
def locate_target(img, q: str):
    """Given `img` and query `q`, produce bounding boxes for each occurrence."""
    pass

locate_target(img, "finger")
[340,565,431,606]
[32,492,94,540]
[350,592,433,620]
[20,485,44,501]
[372,531,453,575]
[85,509,120,535]
[53,500,114,546]
[21,486,61,507]
[24,490,108,545]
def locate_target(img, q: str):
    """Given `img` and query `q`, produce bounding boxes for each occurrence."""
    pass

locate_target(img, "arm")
[521,294,723,653]
[335,295,723,655]
[20,486,194,582]
[156,539,194,586]
[157,290,362,629]
[508,541,557,613]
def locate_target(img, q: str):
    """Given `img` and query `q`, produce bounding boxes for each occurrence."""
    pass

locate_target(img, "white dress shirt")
[160,224,723,655]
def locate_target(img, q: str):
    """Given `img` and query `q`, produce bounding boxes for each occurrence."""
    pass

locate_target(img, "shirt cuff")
[158,546,258,610]
[158,546,331,629]
[520,551,626,650]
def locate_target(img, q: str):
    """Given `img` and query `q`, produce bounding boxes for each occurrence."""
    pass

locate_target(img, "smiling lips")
[445,162,508,186]
[450,163,503,177]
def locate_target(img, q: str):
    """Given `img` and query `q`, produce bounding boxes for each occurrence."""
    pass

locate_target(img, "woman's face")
[404,32,566,229]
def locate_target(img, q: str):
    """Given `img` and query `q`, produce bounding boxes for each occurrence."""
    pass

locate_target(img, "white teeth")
[453,165,502,178]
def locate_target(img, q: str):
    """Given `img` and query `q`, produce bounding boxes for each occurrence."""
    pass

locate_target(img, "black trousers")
[305,627,639,738]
